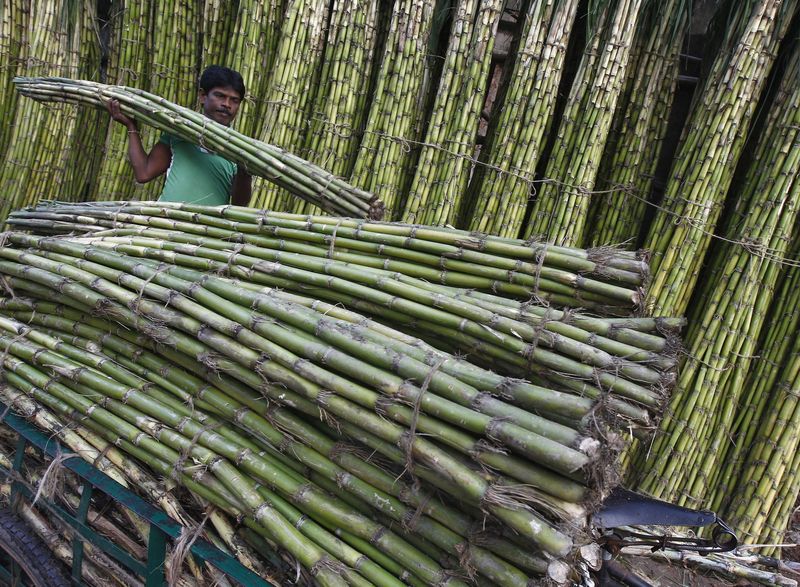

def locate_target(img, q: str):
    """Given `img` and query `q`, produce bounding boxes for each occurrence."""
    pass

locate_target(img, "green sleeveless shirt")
[157,133,237,206]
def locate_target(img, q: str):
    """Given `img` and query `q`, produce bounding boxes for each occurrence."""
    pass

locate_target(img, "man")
[107,65,251,206]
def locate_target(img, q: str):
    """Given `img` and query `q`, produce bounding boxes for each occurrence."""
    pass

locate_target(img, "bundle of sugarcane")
[465,0,580,238]
[523,0,644,247]
[348,0,436,220]
[722,258,800,556]
[7,202,679,429]
[587,0,689,248]
[632,36,800,513]
[401,0,504,227]
[0,388,291,585]
[0,1,94,225]
[642,0,798,317]
[0,230,665,583]
[13,77,384,219]
[90,0,164,203]
[622,540,800,585]
[61,2,106,201]
[250,0,331,212]
[9,200,650,313]
[149,0,201,109]
[210,0,285,138]
[298,0,380,216]
[202,0,238,70]
[0,0,28,162]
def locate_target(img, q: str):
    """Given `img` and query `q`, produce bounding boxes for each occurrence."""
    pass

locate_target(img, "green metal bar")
[10,433,25,506]
[0,404,278,586]
[9,433,26,585]
[72,480,94,583]
[0,465,148,576]
[145,524,168,587]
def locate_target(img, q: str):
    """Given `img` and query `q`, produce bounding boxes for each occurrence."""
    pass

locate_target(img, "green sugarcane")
[0,355,351,587]
[634,38,800,507]
[14,78,382,218]
[15,200,646,278]
[0,312,542,583]
[0,257,575,558]
[717,246,800,513]
[4,211,648,362]
[642,0,797,317]
[1,296,592,516]
[524,0,643,247]
[0,238,652,422]
[402,0,503,227]
[0,333,463,587]
[77,233,664,393]
[18,230,663,406]
[1,260,580,560]
[253,0,330,212]
[467,0,579,237]
[17,83,373,218]
[8,240,596,478]
[351,0,434,219]
[302,0,379,215]
[588,0,688,246]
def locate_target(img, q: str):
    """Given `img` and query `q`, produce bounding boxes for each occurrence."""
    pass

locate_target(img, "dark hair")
[199,66,245,99]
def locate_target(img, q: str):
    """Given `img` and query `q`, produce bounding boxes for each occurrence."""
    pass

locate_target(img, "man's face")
[199,85,242,126]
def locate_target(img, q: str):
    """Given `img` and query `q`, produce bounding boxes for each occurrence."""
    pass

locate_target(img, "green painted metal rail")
[0,402,280,587]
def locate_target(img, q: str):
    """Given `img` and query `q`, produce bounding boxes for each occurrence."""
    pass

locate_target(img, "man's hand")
[231,164,252,206]
[106,99,137,130]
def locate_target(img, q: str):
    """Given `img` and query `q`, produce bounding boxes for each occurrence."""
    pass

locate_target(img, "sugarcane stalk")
[14,77,383,219]
[0,255,575,558]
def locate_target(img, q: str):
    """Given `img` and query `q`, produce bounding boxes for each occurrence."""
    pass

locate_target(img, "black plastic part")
[593,487,718,529]
[605,560,653,587]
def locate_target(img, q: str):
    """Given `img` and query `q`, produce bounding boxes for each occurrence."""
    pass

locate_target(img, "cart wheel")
[0,508,70,587]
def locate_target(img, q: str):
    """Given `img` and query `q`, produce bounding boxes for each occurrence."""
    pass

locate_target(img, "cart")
[0,401,280,587]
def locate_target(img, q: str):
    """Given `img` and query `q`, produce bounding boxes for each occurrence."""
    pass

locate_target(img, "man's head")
[199,66,245,126]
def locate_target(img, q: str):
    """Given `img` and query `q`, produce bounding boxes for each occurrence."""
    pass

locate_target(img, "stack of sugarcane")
[7,200,651,312]
[348,0,436,220]
[7,201,677,429]
[149,0,201,109]
[723,243,800,555]
[90,0,164,203]
[401,0,504,227]
[587,0,689,248]
[642,0,798,317]
[0,0,28,162]
[0,0,95,224]
[523,0,644,247]
[298,0,380,216]
[0,387,292,586]
[206,0,285,138]
[202,0,238,69]
[465,0,580,238]
[13,77,384,220]
[632,29,800,536]
[61,2,105,201]
[250,0,331,212]
[0,212,682,583]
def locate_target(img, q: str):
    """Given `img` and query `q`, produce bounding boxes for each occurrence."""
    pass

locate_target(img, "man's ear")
[198,88,207,107]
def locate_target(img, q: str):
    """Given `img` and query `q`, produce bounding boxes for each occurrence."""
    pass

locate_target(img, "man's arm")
[230,165,252,206]
[107,99,171,183]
